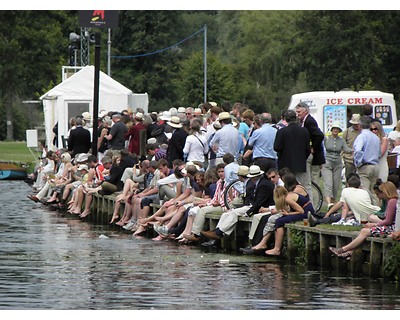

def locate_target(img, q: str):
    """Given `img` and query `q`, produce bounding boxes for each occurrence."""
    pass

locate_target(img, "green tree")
[111,11,183,111]
[0,10,76,140]
[175,51,235,107]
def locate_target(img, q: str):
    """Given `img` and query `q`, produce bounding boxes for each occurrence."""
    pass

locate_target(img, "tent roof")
[40,65,132,100]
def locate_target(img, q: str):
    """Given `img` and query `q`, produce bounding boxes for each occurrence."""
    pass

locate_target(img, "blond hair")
[273,186,289,211]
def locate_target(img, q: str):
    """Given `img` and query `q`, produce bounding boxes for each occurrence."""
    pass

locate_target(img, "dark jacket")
[303,115,325,165]
[166,128,188,167]
[107,156,137,191]
[67,126,91,157]
[245,176,275,217]
[274,122,311,173]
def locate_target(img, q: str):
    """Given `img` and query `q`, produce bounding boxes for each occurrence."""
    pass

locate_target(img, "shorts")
[370,224,395,237]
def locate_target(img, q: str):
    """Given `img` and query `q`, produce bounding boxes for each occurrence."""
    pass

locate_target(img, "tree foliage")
[3,10,400,140]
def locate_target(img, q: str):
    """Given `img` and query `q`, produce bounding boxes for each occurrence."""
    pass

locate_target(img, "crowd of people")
[25,101,400,259]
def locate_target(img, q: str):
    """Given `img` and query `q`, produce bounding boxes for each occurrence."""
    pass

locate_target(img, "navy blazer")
[245,176,275,217]
[274,123,311,173]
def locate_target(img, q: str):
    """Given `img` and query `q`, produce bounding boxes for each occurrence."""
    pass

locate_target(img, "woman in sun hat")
[321,121,352,209]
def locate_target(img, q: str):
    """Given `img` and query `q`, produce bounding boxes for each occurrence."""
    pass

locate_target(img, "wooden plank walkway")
[85,193,400,279]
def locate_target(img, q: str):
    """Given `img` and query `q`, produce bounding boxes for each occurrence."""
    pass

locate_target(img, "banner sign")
[79,11,119,29]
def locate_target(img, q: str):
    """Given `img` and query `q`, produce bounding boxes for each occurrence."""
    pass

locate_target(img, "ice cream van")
[288,90,397,134]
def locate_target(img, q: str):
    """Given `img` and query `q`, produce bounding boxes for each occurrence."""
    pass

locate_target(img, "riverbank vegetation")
[2,11,400,141]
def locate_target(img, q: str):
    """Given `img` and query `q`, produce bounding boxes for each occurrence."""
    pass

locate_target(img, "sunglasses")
[370,128,378,131]
[268,175,276,179]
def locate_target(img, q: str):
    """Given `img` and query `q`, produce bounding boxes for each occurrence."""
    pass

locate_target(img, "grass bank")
[0,141,41,172]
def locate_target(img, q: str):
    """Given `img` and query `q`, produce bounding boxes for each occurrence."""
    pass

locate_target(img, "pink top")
[377,197,397,226]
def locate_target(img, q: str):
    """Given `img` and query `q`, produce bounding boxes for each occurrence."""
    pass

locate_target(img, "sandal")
[337,250,353,261]
[329,246,345,255]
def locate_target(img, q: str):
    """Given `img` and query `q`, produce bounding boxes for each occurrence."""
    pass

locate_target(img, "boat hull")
[0,164,27,180]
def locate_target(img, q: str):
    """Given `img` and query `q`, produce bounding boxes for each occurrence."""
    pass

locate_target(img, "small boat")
[0,163,27,180]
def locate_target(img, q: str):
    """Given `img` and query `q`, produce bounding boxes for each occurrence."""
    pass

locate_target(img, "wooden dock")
[86,193,400,280]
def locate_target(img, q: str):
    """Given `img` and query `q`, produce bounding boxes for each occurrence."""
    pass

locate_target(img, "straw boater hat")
[237,165,249,176]
[98,110,107,119]
[147,137,157,145]
[213,121,222,129]
[75,153,88,163]
[82,112,91,122]
[217,112,231,121]
[160,111,172,121]
[167,116,182,128]
[349,113,361,125]
[247,165,264,178]
[177,107,186,113]
[194,108,202,115]
[135,112,144,121]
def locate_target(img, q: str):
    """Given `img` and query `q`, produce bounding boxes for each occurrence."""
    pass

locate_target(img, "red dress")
[125,122,146,156]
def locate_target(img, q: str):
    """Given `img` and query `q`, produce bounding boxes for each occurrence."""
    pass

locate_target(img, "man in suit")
[274,109,311,185]
[200,165,275,245]
[295,102,325,196]
[67,117,91,157]
[166,116,188,168]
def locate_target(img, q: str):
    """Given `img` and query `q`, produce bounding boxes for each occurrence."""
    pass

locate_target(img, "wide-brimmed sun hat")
[349,113,361,125]
[167,116,182,128]
[160,111,172,121]
[237,165,249,176]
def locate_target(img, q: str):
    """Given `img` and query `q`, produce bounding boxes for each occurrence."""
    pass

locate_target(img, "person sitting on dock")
[108,160,150,224]
[181,163,230,243]
[200,165,275,247]
[31,150,56,191]
[242,173,315,256]
[308,174,381,227]
[134,163,198,240]
[151,164,202,240]
[28,152,72,204]
[330,181,398,260]
[47,153,89,210]
[117,159,169,232]
[68,155,106,218]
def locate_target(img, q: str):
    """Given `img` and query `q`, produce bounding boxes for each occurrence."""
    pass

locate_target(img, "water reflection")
[0,181,400,310]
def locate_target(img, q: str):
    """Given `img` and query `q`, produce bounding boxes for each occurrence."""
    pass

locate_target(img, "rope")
[112,26,206,59]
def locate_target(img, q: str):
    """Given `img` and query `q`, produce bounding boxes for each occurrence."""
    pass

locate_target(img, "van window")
[323,105,347,133]
[375,105,392,126]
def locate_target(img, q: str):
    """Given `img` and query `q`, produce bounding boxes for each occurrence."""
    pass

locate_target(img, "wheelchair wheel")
[311,181,323,213]
[223,179,245,210]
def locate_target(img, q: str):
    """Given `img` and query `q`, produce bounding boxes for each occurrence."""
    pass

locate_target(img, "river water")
[1,180,400,312]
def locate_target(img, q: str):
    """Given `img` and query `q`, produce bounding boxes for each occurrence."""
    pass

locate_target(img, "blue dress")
[275,193,315,229]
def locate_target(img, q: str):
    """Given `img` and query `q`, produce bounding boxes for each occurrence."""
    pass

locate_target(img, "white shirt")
[340,187,380,221]
[183,132,209,163]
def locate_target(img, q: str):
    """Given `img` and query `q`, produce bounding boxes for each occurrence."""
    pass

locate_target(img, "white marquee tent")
[40,65,149,149]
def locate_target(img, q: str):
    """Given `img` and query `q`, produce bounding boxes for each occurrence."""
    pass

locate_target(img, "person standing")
[67,117,91,157]
[370,121,389,182]
[105,113,127,151]
[274,110,311,186]
[243,113,277,173]
[321,122,352,209]
[295,102,325,197]
[341,113,361,179]
[166,116,188,168]
[353,115,380,205]
[125,112,146,157]
[209,112,240,165]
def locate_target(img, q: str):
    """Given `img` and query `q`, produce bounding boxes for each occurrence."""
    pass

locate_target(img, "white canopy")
[40,65,148,149]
